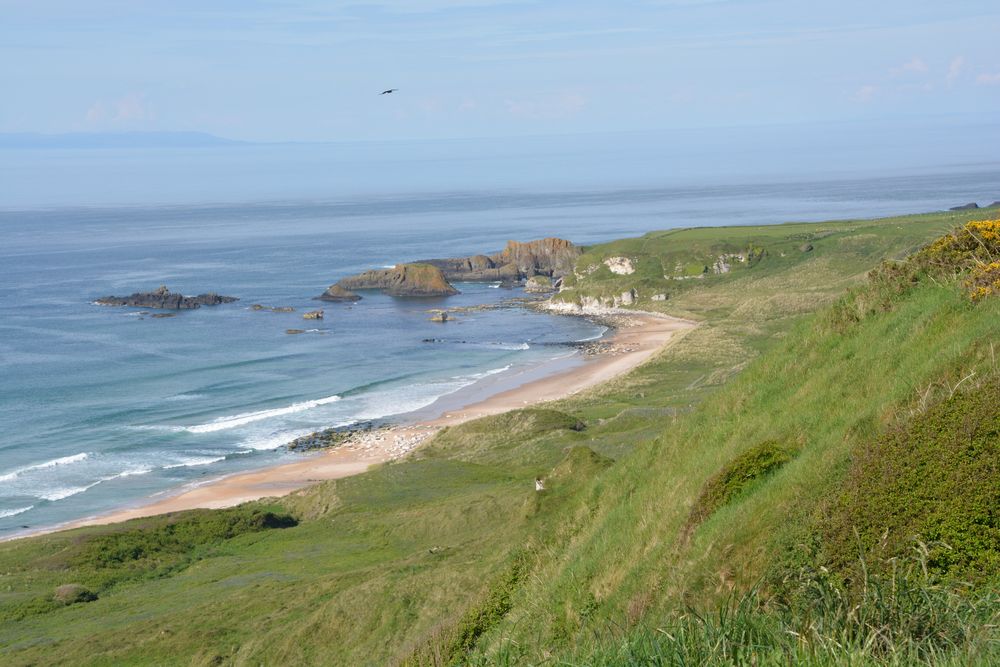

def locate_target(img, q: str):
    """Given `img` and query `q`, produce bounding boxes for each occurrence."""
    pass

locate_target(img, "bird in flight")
[380,88,398,95]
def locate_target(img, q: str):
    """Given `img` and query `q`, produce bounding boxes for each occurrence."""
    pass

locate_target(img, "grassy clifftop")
[1,210,998,666]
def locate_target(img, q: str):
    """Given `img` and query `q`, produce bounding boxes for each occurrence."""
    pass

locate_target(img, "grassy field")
[1,209,998,666]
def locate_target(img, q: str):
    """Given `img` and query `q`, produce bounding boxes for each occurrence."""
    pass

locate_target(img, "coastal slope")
[2,210,999,666]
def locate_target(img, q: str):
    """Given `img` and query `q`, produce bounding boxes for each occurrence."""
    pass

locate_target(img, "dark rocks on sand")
[95,285,238,310]
[950,202,980,211]
[287,423,376,451]
[317,284,363,302]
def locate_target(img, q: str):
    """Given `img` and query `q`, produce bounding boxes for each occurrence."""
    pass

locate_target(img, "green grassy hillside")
[1,210,998,666]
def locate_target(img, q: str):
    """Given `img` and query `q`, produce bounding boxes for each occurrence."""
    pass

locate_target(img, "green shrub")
[687,440,795,527]
[75,507,297,571]
[52,583,97,605]
[819,376,1000,583]
[403,550,532,666]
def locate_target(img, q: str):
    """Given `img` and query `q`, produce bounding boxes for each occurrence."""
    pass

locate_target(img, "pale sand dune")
[55,313,695,532]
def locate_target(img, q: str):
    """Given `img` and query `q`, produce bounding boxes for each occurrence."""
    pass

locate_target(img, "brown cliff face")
[333,264,460,297]
[417,238,581,283]
[494,238,580,278]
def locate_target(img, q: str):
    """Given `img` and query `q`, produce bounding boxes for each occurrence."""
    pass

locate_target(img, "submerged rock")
[251,304,296,312]
[285,329,306,335]
[428,310,450,322]
[95,285,238,310]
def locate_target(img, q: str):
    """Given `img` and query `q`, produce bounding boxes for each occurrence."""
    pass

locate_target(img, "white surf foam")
[40,482,101,502]
[164,393,207,402]
[576,326,610,342]
[0,452,90,483]
[185,395,343,433]
[37,466,155,502]
[0,506,34,519]
[162,455,227,470]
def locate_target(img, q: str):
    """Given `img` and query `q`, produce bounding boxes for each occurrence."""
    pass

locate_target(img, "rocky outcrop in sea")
[318,238,580,300]
[94,285,238,310]
[316,284,363,302]
[417,238,582,283]
[323,263,460,298]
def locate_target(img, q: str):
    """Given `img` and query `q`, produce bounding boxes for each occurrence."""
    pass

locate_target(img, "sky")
[2,1,999,142]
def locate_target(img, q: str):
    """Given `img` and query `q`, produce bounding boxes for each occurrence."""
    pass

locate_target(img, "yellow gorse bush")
[914,219,1000,301]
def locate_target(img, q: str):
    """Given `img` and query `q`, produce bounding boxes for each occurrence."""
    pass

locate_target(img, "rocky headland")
[417,238,581,283]
[322,263,460,298]
[320,238,581,300]
[95,285,238,310]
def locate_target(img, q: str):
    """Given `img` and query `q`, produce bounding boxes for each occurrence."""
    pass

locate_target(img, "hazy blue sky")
[2,1,999,141]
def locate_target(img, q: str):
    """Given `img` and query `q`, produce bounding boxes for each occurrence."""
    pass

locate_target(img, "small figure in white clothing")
[535,477,545,492]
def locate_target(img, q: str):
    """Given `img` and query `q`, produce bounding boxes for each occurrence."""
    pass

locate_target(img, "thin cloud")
[889,57,928,76]
[504,91,586,119]
[854,84,878,102]
[946,56,964,84]
[86,93,155,125]
[976,72,1000,85]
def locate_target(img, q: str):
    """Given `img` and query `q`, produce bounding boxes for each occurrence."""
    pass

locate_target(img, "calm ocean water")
[1,129,998,535]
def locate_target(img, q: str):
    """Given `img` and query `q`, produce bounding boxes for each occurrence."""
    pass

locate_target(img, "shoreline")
[14,310,695,539]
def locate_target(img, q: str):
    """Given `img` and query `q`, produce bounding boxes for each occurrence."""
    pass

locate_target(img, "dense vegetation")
[1,210,998,665]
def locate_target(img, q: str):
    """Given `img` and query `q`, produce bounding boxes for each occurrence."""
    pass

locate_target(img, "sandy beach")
[52,311,695,532]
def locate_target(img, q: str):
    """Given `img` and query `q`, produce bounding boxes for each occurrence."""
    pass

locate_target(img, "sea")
[1,119,998,536]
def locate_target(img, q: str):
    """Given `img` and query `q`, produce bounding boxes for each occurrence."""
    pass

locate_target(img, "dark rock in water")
[317,284,363,302]
[332,263,459,297]
[150,313,176,319]
[417,238,582,283]
[251,304,296,312]
[95,285,238,310]
[799,243,814,252]
[428,310,449,322]
[286,328,306,335]
[950,202,980,211]
[303,309,324,320]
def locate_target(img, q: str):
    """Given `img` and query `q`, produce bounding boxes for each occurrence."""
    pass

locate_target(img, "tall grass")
[498,549,1000,666]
